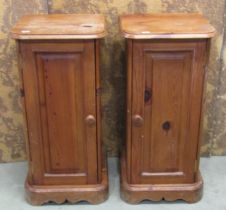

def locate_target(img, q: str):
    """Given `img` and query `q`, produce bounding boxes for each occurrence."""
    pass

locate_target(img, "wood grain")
[18,39,108,204]
[130,40,207,185]
[120,13,216,39]
[121,13,214,203]
[13,14,108,205]
[11,14,106,39]
[120,151,203,204]
[25,156,108,205]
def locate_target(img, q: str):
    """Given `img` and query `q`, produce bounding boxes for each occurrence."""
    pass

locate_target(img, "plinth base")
[25,165,108,205]
[120,153,203,204]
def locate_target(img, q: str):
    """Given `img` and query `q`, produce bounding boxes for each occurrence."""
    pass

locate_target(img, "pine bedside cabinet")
[11,14,108,205]
[120,13,215,203]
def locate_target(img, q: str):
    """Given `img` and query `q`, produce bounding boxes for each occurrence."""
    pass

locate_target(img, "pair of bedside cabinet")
[11,13,215,205]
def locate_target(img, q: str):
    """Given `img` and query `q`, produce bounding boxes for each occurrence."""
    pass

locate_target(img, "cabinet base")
[25,168,108,205]
[120,154,203,204]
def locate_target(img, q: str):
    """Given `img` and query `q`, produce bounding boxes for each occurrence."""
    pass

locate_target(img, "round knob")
[132,115,144,127]
[85,115,96,126]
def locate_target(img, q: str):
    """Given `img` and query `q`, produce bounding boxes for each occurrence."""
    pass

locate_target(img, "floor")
[0,157,225,210]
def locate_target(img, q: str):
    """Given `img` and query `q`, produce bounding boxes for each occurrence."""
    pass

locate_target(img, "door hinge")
[20,88,25,97]
[96,87,102,95]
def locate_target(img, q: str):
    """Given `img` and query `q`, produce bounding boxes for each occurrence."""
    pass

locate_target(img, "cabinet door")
[20,40,98,185]
[130,40,207,184]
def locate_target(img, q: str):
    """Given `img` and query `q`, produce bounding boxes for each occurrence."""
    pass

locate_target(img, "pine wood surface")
[11,14,106,39]
[120,13,215,203]
[120,13,216,39]
[12,14,108,205]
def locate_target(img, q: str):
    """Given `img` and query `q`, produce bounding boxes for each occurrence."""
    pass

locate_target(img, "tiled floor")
[0,157,225,210]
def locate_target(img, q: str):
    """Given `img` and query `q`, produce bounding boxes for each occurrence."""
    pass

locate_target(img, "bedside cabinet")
[120,13,215,203]
[11,14,108,205]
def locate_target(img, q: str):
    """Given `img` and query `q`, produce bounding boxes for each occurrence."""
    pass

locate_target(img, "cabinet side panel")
[95,40,102,183]
[18,42,33,184]
[125,39,133,183]
[20,42,45,185]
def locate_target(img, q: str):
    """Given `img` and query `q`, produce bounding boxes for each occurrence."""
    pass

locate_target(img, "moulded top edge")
[11,14,106,40]
[120,13,216,39]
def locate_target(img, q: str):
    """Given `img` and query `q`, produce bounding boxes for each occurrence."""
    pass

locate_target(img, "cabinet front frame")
[126,39,208,184]
[19,40,102,185]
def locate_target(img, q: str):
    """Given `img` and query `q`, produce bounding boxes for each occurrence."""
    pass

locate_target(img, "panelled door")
[20,40,98,185]
[131,40,207,184]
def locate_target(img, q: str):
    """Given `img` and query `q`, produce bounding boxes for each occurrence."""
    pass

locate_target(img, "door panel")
[131,40,206,184]
[20,41,97,185]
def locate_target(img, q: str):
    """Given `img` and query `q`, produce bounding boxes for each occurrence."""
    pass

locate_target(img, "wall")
[0,0,225,162]
[211,11,226,155]
[0,0,47,162]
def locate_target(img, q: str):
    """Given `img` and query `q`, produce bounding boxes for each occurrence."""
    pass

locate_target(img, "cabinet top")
[11,14,106,40]
[120,13,216,39]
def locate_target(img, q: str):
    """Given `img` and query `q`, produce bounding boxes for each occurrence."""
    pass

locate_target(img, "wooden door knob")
[132,115,144,127]
[85,115,96,126]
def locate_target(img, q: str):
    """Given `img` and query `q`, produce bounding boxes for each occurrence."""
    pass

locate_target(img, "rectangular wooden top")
[11,14,106,40]
[120,13,216,39]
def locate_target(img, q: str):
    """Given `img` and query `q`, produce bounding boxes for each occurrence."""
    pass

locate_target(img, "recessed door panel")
[131,40,206,184]
[38,53,86,176]
[21,41,97,185]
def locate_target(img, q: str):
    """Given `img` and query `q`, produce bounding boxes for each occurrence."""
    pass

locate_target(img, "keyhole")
[144,89,152,103]
[162,121,170,131]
